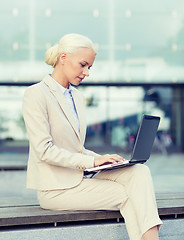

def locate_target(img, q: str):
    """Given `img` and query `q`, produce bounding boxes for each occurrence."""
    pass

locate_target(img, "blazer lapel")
[72,87,86,145]
[42,75,81,141]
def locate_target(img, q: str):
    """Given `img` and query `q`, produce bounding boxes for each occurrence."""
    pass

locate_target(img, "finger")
[106,158,116,163]
[110,154,125,161]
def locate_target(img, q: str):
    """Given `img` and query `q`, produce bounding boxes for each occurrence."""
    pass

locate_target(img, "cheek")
[69,62,79,72]
[72,64,82,75]
[65,59,82,76]
[65,64,76,76]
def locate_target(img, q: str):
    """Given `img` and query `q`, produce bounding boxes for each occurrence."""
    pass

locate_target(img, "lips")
[77,77,84,81]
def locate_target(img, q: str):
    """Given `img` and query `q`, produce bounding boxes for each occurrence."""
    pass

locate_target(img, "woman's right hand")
[94,154,125,167]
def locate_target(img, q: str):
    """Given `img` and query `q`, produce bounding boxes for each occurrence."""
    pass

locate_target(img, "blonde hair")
[45,33,97,68]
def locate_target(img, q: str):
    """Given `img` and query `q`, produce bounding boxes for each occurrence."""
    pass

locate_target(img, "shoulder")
[23,75,49,97]
[23,77,50,107]
[23,83,42,103]
[22,78,49,114]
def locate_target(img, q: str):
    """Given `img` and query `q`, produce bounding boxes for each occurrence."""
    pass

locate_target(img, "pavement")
[0,219,184,240]
[0,152,184,239]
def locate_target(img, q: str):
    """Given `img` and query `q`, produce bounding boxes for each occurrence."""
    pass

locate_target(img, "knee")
[134,163,150,173]
[132,164,152,180]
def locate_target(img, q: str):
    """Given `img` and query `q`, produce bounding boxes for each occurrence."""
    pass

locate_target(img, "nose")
[83,68,89,77]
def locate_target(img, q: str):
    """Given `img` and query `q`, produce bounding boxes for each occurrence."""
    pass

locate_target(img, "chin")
[71,82,80,86]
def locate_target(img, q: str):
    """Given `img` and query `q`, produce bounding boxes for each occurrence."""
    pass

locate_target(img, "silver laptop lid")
[130,115,160,162]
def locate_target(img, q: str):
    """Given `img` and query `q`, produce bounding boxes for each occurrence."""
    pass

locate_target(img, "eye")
[80,63,86,67]
[80,62,92,70]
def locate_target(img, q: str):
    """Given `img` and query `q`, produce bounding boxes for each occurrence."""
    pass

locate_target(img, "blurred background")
[0,0,184,199]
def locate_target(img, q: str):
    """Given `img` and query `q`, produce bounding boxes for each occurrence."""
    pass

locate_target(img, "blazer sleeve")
[22,85,95,170]
[82,147,101,158]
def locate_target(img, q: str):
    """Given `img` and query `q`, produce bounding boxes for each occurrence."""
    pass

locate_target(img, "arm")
[82,146,101,158]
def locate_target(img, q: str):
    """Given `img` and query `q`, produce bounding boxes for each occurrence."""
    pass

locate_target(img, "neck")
[51,67,69,89]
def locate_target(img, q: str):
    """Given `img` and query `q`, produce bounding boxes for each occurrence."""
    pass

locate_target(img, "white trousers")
[38,164,162,240]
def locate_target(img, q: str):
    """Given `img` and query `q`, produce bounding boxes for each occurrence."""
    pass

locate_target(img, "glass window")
[0,0,184,82]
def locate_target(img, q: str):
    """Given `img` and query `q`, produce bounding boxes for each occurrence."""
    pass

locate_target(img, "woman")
[23,33,162,240]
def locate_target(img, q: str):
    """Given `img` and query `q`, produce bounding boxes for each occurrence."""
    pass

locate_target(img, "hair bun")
[45,44,60,67]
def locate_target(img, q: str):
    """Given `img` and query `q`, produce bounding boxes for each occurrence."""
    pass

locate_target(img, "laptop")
[85,114,160,173]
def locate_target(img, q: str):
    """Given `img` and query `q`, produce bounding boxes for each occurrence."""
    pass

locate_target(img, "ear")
[59,53,67,65]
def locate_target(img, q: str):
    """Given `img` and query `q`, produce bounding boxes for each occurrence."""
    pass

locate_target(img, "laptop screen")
[130,115,160,161]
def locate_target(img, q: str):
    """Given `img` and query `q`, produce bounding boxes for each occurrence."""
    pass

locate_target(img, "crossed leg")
[38,164,162,240]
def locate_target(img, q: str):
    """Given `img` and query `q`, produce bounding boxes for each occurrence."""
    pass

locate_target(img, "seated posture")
[23,33,162,240]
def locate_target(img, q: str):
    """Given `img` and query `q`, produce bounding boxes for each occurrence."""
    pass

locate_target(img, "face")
[59,47,96,88]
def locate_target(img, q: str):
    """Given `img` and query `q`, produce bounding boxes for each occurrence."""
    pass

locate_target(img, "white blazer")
[22,74,99,190]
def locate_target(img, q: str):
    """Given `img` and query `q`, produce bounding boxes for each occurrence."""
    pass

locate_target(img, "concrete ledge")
[0,192,184,228]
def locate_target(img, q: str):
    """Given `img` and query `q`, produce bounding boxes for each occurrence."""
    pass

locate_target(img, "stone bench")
[0,192,184,228]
